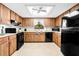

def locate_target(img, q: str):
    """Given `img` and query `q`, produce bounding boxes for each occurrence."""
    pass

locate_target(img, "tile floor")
[12,43,63,56]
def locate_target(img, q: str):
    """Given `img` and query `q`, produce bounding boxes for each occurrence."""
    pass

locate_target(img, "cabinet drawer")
[0,37,9,56]
[9,35,16,39]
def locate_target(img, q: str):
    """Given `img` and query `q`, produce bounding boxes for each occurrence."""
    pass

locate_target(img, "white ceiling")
[3,3,76,18]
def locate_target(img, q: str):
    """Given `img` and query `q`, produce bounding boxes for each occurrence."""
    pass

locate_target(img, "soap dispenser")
[1,26,4,34]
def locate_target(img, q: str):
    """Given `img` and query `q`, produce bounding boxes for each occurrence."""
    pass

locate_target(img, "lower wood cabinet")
[24,32,45,42]
[53,32,61,47]
[0,34,17,56]
[34,32,45,42]
[0,37,9,56]
[9,35,16,55]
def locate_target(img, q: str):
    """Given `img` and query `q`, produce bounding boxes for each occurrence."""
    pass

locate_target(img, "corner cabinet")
[0,37,9,56]
[0,4,10,24]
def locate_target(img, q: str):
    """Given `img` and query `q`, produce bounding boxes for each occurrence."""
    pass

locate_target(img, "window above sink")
[34,19,44,29]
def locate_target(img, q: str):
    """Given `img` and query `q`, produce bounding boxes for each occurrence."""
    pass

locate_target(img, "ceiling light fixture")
[32,6,47,13]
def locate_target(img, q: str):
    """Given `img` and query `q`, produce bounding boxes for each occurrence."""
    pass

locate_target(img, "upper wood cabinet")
[19,17,23,26]
[10,11,16,20]
[22,18,33,27]
[55,17,61,26]
[22,18,55,27]
[15,14,23,26]
[44,18,55,27]
[15,14,19,22]
[0,4,10,24]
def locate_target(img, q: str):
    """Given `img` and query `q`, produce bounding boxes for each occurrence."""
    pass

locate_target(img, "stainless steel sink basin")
[35,32,41,35]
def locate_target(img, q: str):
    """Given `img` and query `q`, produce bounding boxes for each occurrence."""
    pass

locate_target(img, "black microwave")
[5,28,16,33]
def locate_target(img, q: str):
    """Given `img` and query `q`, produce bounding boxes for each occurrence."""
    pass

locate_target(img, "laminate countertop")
[0,31,61,38]
[0,33,17,38]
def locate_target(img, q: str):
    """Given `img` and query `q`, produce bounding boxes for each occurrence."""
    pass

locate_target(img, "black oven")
[5,28,24,50]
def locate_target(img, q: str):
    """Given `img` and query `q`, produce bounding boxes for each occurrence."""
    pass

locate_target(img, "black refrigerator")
[61,14,79,56]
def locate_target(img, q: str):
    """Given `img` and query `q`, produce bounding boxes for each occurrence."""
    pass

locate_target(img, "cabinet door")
[10,11,16,20]
[15,14,23,26]
[19,17,23,27]
[57,33,61,47]
[16,14,20,22]
[55,17,61,26]
[53,33,61,47]
[41,33,45,41]
[1,4,10,24]
[22,18,33,27]
[53,33,56,43]
[36,33,45,42]
[0,42,9,56]
[9,35,16,55]
[24,32,34,42]
[0,37,9,56]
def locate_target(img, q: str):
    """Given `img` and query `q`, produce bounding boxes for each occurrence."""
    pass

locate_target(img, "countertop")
[0,33,17,38]
[23,27,61,32]
[0,30,61,38]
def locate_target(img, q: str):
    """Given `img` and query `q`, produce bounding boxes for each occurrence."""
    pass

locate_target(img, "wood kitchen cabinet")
[24,32,34,42]
[15,14,19,22]
[0,4,10,24]
[44,18,55,27]
[15,14,23,26]
[19,17,23,27]
[0,37,9,56]
[55,17,61,26]
[0,34,16,56]
[24,32,45,42]
[10,11,16,20]
[53,33,57,44]
[22,18,55,27]
[9,35,16,55]
[34,32,45,42]
[22,18,33,27]
[53,32,61,47]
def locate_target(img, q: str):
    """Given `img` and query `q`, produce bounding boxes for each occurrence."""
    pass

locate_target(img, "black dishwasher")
[45,32,52,42]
